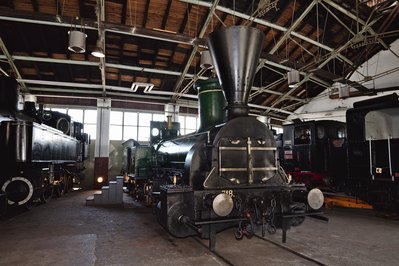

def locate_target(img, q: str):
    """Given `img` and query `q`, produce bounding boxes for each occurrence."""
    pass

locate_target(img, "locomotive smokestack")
[207,26,264,119]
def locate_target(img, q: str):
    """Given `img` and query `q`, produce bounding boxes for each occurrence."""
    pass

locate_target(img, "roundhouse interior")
[1,0,399,265]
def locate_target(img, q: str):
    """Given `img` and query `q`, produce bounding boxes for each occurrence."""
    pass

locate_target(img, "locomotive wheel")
[234,229,244,240]
[1,177,34,206]
[53,183,63,198]
[40,175,54,203]
[22,199,35,211]
[40,185,54,203]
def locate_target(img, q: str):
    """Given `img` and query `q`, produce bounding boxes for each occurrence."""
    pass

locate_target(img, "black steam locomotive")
[123,26,325,250]
[280,93,399,210]
[279,120,347,189]
[346,94,399,210]
[0,76,89,216]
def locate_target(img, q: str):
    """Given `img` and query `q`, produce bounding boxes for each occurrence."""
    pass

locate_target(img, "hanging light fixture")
[91,39,105,58]
[91,0,105,58]
[68,20,87,53]
[200,50,214,70]
[287,69,300,88]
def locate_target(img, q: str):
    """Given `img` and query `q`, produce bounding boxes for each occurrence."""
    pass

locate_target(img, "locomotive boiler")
[0,76,89,216]
[125,26,325,250]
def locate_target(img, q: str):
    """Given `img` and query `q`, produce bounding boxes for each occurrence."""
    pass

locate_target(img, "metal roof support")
[179,0,353,65]
[266,16,383,112]
[17,79,295,116]
[322,0,393,52]
[250,78,308,103]
[19,80,197,101]
[319,1,356,36]
[0,10,199,46]
[260,58,331,88]
[0,37,26,90]
[323,0,399,59]
[0,53,322,104]
[34,90,200,109]
[256,0,319,72]
[0,55,206,79]
[171,0,221,101]
[248,103,295,115]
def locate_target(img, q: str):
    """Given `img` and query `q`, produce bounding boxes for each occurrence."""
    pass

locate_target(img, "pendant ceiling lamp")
[200,50,214,70]
[68,21,87,54]
[287,69,300,88]
[91,39,105,58]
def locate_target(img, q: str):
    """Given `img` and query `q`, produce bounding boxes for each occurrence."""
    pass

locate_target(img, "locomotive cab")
[281,120,347,188]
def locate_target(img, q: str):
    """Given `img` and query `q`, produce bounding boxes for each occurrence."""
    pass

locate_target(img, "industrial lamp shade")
[68,30,87,53]
[91,40,105,58]
[200,50,214,70]
[287,70,300,88]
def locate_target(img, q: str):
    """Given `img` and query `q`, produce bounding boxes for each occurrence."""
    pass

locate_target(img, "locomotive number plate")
[222,190,234,198]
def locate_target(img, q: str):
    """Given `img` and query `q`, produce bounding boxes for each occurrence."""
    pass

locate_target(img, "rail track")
[193,230,327,266]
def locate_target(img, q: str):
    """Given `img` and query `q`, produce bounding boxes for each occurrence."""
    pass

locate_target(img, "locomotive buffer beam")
[179,215,248,229]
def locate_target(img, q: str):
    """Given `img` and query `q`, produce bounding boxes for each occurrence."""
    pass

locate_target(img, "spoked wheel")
[1,177,34,207]
[40,185,54,203]
[56,174,70,196]
[22,199,35,211]
[53,183,63,198]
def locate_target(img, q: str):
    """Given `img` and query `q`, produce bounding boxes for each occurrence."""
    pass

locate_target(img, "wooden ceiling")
[0,0,398,122]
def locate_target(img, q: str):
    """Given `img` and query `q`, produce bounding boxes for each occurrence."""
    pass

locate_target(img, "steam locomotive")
[280,93,399,210]
[0,76,89,217]
[122,26,325,250]
[279,120,347,189]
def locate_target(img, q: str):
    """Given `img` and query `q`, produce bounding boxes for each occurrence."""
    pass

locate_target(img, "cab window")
[294,126,311,145]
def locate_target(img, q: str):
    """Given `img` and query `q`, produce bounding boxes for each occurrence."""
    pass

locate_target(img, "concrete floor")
[0,191,398,266]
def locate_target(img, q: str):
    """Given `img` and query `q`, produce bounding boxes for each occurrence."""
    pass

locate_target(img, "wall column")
[94,98,111,189]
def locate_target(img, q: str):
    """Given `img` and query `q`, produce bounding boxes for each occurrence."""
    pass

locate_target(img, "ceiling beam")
[257,0,319,72]
[19,79,197,101]
[0,37,26,90]
[179,0,353,65]
[171,0,221,101]
[322,0,392,52]
[0,9,203,46]
[16,78,295,117]
[0,55,207,79]
[265,15,383,112]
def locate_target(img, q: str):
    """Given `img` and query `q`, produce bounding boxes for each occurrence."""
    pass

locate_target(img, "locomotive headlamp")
[307,188,324,210]
[97,176,104,183]
[213,193,234,217]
